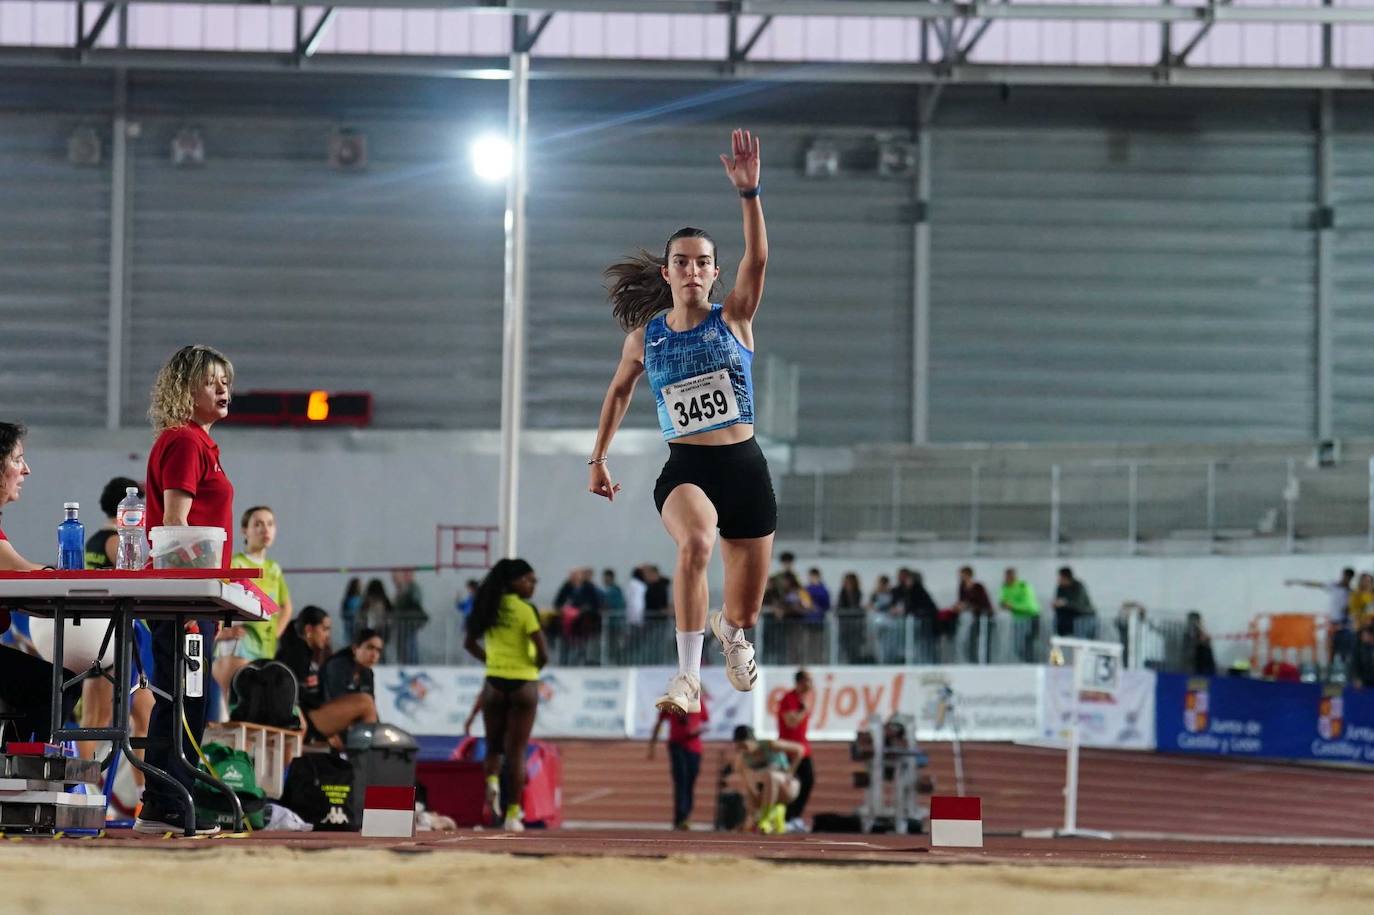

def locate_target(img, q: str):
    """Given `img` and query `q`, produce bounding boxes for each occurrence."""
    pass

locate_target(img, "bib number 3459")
[662,370,741,435]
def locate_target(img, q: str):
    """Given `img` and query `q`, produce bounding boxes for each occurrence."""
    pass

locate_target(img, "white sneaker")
[710,611,758,692]
[485,779,501,823]
[504,808,526,832]
[655,672,701,716]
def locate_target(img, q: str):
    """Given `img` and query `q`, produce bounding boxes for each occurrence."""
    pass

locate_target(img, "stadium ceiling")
[3,0,1373,89]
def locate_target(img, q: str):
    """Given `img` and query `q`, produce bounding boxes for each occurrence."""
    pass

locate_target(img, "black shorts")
[486,676,537,696]
[653,437,777,540]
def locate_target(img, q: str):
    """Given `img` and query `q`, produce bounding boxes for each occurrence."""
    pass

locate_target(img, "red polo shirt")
[658,694,709,754]
[146,422,233,569]
[778,689,811,758]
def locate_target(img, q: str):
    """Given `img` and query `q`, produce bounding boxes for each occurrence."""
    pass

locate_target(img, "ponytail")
[467,558,535,639]
[605,227,722,331]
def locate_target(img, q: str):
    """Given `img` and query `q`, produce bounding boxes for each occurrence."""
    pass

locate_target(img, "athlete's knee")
[677,531,716,570]
[351,692,378,722]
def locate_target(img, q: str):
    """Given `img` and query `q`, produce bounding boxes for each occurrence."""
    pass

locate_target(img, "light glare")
[471,135,513,182]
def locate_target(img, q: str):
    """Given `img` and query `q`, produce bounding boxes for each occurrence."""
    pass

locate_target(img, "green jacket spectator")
[999,578,1041,618]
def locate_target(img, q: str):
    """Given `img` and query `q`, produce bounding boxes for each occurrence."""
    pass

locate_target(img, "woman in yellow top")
[213,505,294,706]
[1349,572,1374,631]
[464,558,549,832]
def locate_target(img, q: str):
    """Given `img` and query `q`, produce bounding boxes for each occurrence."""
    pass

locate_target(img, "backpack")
[193,742,267,830]
[280,752,361,831]
[229,659,300,729]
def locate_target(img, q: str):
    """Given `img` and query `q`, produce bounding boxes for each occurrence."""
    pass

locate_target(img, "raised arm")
[721,129,767,327]
[587,329,646,502]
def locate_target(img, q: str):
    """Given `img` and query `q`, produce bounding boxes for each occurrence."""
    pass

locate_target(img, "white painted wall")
[779,552,1364,668]
[4,425,712,621]
[4,425,1362,671]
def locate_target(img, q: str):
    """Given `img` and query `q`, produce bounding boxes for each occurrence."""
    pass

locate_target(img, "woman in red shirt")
[136,345,236,836]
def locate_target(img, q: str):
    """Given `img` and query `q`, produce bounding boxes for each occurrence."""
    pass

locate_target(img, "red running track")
[560,740,1374,840]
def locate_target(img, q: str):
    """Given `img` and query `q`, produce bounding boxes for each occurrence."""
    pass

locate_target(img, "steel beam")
[77,3,118,51]
[3,47,1374,90]
[732,14,773,62]
[105,69,130,430]
[514,11,554,52]
[297,7,337,58]
[1315,89,1334,442]
[23,0,1374,24]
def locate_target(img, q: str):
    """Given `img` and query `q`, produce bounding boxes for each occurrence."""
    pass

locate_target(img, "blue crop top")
[642,304,755,441]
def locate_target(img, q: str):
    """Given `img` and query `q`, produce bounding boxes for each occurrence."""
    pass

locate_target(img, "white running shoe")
[503,808,525,832]
[710,610,758,692]
[485,778,501,823]
[655,671,701,716]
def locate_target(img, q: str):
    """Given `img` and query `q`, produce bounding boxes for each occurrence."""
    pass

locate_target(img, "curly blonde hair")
[148,345,235,434]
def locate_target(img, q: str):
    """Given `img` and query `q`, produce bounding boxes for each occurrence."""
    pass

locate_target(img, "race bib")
[662,370,740,436]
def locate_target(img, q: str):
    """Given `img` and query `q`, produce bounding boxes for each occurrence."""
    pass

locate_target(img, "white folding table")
[0,571,266,835]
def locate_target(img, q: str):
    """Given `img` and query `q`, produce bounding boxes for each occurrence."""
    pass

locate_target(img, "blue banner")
[1156,673,1374,765]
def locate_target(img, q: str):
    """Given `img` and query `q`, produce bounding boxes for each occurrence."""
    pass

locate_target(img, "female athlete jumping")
[589,129,773,715]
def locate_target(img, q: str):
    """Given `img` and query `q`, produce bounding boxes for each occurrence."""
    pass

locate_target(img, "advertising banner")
[1042,667,1156,750]
[374,665,630,738]
[1156,673,1319,759]
[758,665,1044,742]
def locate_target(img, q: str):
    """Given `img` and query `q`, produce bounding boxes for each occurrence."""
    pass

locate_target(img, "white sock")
[717,611,744,643]
[676,629,705,679]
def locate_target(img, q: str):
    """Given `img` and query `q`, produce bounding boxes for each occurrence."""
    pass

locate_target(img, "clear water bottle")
[57,502,85,570]
[115,486,148,571]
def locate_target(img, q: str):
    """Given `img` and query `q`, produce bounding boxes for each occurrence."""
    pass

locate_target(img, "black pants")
[786,755,814,821]
[1054,607,1077,638]
[142,618,215,813]
[1019,615,1041,662]
[668,744,701,826]
[0,644,76,744]
[967,614,994,663]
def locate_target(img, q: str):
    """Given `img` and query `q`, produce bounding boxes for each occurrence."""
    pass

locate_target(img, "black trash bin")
[345,722,419,790]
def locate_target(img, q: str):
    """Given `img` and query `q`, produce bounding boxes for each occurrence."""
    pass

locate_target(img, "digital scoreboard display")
[222,390,373,428]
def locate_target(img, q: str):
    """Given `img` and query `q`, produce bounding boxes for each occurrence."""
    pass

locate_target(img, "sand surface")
[3,845,1371,915]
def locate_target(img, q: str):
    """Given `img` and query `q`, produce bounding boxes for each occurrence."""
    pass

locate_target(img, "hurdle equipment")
[360,785,416,838]
[929,796,983,848]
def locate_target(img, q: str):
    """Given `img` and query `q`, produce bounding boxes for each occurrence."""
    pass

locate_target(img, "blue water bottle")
[57,502,85,570]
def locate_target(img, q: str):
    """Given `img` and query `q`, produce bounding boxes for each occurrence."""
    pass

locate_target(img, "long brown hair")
[604,227,723,331]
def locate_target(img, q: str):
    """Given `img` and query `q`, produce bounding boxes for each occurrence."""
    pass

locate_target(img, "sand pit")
[2,845,1371,915]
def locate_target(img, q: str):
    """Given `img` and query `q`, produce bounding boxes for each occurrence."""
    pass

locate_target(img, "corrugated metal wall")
[122,76,507,428]
[0,108,111,426]
[524,102,916,441]
[1332,96,1374,439]
[928,90,1317,443]
[0,73,1355,446]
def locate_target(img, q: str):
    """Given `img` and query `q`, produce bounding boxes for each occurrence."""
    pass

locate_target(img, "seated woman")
[320,628,383,704]
[729,724,805,835]
[0,422,78,743]
[276,607,376,748]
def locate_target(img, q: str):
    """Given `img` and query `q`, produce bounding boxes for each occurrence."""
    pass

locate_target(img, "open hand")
[720,128,760,191]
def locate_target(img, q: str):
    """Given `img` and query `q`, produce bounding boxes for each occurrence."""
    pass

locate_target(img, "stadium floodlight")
[470,134,513,183]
